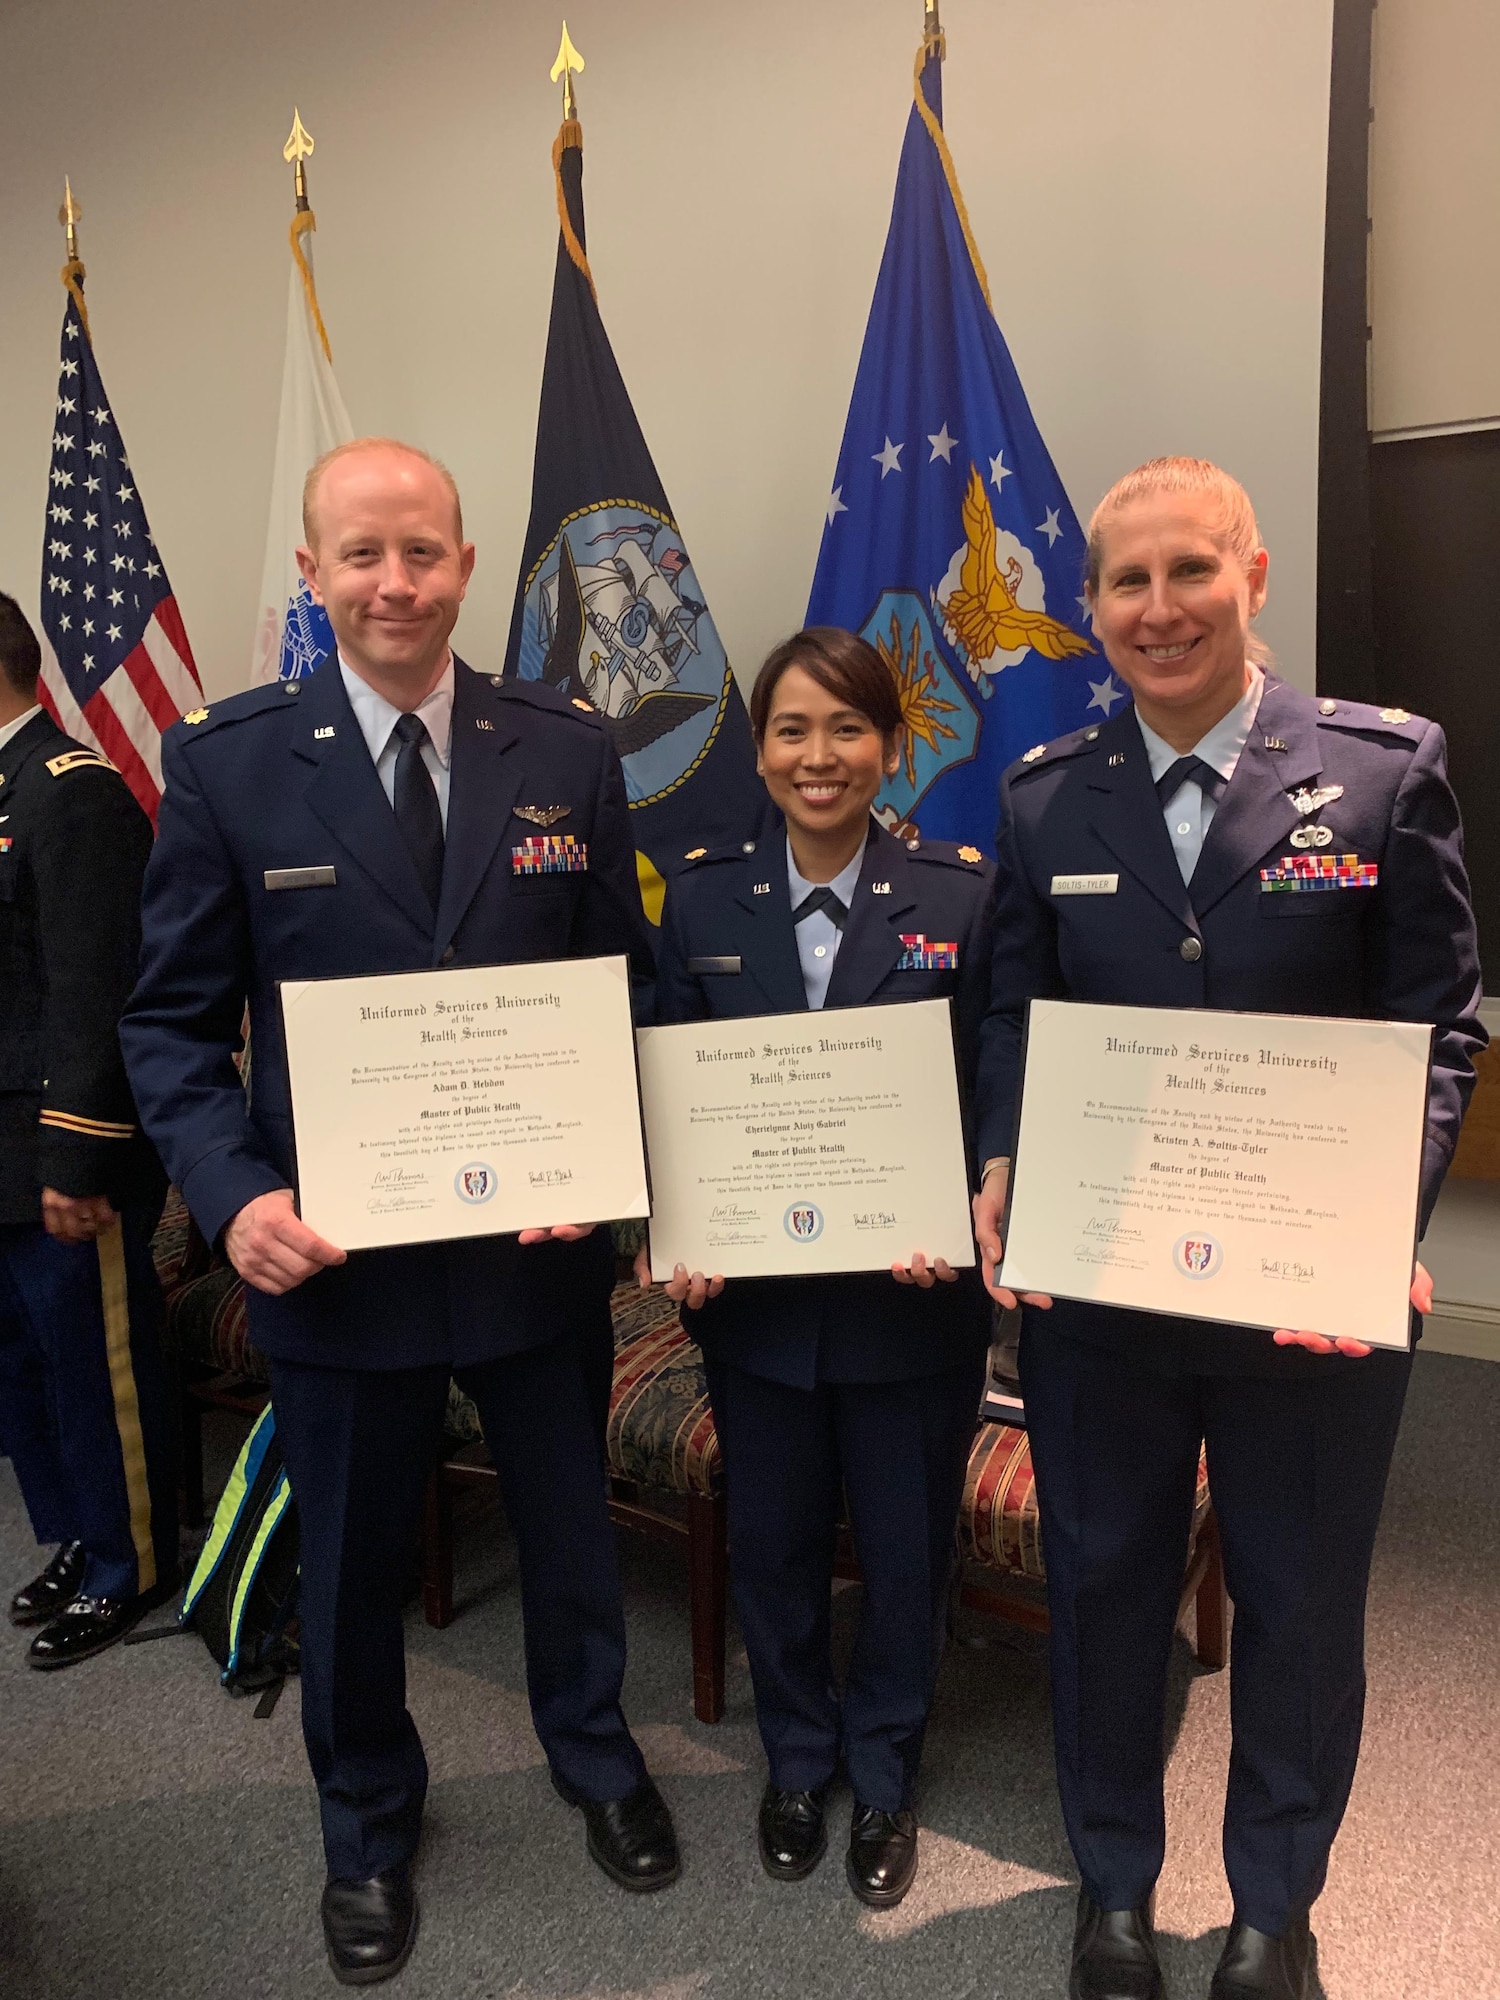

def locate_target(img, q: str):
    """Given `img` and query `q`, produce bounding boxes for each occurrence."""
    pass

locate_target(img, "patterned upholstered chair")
[424,1281,730,1722]
[959,1415,1227,1670]
[154,1190,270,1527]
[420,1286,1228,1724]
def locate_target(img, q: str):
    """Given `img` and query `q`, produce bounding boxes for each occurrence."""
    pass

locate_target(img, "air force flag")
[251,146,353,685]
[806,23,1122,852]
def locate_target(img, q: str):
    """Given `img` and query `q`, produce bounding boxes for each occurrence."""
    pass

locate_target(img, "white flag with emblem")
[250,145,353,684]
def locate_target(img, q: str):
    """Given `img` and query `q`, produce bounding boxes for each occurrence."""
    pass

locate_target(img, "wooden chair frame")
[418,1445,1229,1726]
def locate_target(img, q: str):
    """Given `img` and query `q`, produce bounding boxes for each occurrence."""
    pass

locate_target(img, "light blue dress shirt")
[339,653,455,831]
[786,837,866,1010]
[1135,668,1265,886]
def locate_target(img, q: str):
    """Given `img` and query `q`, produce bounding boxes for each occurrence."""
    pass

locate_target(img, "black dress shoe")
[846,1804,919,1908]
[321,1865,418,1986]
[758,1784,828,1880]
[9,1542,85,1627]
[1070,1890,1164,2000]
[552,1772,681,1892]
[27,1571,179,1670]
[1210,1914,1312,2000]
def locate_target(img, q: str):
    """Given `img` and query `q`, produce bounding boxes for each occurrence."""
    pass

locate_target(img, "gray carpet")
[2,1351,1496,2000]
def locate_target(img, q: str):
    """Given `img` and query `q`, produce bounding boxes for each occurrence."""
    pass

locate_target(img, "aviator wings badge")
[514,805,572,828]
[1287,783,1344,818]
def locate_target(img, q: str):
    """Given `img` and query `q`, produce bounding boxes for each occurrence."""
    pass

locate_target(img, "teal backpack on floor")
[178,1404,300,1710]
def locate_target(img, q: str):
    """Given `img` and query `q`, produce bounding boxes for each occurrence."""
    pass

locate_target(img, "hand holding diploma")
[972,1162,1053,1312]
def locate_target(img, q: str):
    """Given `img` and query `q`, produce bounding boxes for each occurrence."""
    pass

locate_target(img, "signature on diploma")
[709,1203,756,1223]
[371,1168,427,1189]
[1260,1256,1315,1282]
[853,1210,898,1230]
[1084,1216,1143,1242]
[528,1167,574,1188]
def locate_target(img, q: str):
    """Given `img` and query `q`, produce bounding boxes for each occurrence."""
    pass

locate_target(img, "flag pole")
[57,177,90,337]
[283,109,333,364]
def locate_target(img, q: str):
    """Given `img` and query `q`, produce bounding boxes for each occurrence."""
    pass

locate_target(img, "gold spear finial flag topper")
[551,21,585,119]
[284,108,315,209]
[58,176,82,260]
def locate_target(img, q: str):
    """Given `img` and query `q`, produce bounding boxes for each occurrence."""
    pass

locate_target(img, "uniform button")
[1177,821,1191,836]
[1318,698,1337,716]
[440,946,456,965]
[1179,936,1202,962]
[813,945,827,959]
[742,841,756,854]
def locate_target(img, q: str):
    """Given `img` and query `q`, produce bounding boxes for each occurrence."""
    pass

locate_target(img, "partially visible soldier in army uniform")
[0,591,178,1667]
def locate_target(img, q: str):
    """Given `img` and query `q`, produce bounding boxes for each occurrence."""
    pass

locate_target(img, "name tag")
[1051,873,1118,896]
[264,866,337,891]
[687,956,741,976]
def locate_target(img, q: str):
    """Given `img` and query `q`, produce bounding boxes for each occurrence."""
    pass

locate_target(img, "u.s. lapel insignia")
[1107,751,1126,768]
[1287,783,1344,817]
[515,803,570,827]
[1263,735,1288,752]
[183,707,209,725]
[872,880,892,894]
[475,718,495,732]
[957,846,982,864]
[313,725,335,740]
[752,882,770,895]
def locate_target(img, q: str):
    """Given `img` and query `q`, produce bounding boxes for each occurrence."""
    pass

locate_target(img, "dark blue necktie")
[392,712,444,911]
[793,886,849,930]
[1155,754,1227,809]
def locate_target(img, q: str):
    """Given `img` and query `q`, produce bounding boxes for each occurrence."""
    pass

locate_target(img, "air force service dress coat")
[972,675,1486,1935]
[975,675,1486,1372]
[122,656,653,1372]
[654,816,996,1387]
[121,656,660,1880]
[652,814,994,1814]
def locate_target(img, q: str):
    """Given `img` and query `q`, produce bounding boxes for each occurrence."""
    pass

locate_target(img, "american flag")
[39,292,201,821]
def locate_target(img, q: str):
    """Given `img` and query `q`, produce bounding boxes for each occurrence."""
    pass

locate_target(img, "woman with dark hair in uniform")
[639,626,995,1908]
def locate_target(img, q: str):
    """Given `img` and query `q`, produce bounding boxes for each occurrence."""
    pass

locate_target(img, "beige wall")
[0,0,1333,704]
[1370,0,1500,440]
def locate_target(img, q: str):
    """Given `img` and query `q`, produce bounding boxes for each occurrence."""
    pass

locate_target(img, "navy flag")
[506,106,763,920]
[805,19,1121,853]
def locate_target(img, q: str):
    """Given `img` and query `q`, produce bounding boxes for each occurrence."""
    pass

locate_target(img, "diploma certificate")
[636,999,975,1280]
[280,956,649,1251]
[999,1000,1433,1350]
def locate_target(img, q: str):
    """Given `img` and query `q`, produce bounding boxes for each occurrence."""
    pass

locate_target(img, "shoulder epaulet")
[44,747,118,779]
[901,836,993,873]
[1007,722,1106,781]
[492,674,604,727]
[171,679,299,740]
[1312,696,1429,741]
[679,834,763,868]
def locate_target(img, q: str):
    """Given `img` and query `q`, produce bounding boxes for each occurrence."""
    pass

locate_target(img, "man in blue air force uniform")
[972,461,1484,2000]
[121,441,678,1988]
